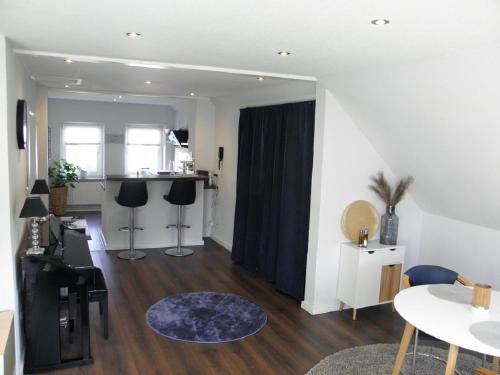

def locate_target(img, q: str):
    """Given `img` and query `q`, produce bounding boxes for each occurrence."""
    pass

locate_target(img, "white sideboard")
[337,241,405,320]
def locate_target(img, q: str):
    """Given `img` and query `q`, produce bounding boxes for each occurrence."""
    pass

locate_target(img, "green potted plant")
[48,159,84,215]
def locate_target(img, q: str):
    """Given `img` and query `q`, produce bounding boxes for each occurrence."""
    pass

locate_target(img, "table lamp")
[30,179,50,195]
[19,197,49,255]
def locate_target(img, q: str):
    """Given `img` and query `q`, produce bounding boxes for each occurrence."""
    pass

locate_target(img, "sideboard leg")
[352,308,357,320]
[339,302,344,312]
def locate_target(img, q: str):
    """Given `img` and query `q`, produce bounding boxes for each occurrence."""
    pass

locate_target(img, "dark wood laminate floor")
[45,239,405,375]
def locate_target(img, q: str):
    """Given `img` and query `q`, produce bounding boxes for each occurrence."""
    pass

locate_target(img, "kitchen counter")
[106,174,208,181]
[101,176,206,250]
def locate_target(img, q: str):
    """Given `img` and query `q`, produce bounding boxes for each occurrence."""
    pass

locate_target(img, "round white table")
[392,284,500,375]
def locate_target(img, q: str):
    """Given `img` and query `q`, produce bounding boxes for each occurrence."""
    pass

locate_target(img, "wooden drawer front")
[355,248,404,307]
[379,264,402,303]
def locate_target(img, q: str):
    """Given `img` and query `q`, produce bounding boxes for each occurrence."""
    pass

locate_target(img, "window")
[125,125,164,173]
[62,123,104,178]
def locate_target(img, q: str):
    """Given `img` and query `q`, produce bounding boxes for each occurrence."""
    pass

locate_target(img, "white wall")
[320,42,500,302]
[0,35,37,374]
[419,213,500,288]
[302,79,423,314]
[48,99,176,175]
[48,99,176,206]
[211,81,317,250]
[325,43,500,232]
[191,99,215,171]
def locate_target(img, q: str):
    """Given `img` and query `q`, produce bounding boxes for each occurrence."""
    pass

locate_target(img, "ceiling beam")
[13,49,318,82]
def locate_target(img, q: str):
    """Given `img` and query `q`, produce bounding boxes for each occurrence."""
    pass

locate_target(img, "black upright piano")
[21,223,95,374]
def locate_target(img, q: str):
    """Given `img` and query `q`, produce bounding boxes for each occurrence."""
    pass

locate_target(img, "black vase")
[380,205,399,245]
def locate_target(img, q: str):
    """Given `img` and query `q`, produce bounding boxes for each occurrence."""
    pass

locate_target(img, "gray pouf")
[306,343,483,375]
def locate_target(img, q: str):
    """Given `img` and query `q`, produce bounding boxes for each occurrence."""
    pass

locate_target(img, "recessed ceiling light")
[189,92,195,96]
[118,95,123,99]
[113,98,117,102]
[64,59,73,64]
[126,32,142,38]
[277,51,291,56]
[371,19,390,26]
[145,80,152,84]
[64,84,69,88]
[257,76,264,81]
[128,63,165,69]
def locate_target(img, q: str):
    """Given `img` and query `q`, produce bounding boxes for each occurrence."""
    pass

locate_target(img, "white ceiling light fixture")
[126,32,141,38]
[128,63,166,69]
[145,80,152,84]
[257,76,264,81]
[371,19,390,26]
[277,51,291,56]
[118,95,123,99]
[189,92,195,96]
[64,84,69,88]
[113,98,117,102]
[64,58,73,63]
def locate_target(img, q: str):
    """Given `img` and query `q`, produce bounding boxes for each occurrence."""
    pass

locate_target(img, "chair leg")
[165,205,193,257]
[411,329,419,375]
[102,296,109,340]
[118,207,146,260]
[99,300,103,316]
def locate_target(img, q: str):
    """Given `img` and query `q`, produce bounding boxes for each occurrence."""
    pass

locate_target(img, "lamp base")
[26,247,45,256]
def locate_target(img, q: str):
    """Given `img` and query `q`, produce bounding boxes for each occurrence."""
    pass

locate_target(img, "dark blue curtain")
[231,101,315,301]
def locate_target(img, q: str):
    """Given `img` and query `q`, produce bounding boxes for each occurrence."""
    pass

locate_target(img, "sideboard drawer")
[360,246,404,266]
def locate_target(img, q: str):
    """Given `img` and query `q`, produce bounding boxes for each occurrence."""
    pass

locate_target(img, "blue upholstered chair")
[402,265,472,375]
[402,265,471,289]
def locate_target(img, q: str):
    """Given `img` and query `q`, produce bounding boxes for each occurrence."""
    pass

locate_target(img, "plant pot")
[50,186,68,216]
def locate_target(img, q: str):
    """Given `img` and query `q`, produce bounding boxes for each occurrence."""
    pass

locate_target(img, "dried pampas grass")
[369,171,414,207]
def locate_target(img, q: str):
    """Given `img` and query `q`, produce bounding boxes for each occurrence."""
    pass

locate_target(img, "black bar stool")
[164,180,196,257]
[115,181,148,260]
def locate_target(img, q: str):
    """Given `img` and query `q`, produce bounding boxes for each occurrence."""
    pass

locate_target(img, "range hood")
[167,129,189,148]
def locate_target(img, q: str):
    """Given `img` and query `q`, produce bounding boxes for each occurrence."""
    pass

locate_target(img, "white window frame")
[60,122,105,178]
[125,124,165,174]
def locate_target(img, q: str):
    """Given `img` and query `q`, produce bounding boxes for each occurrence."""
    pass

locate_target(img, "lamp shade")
[19,197,48,218]
[30,179,50,194]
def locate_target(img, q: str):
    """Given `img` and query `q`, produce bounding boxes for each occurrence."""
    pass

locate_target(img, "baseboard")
[16,347,24,375]
[210,235,232,252]
[104,240,205,251]
[301,300,341,315]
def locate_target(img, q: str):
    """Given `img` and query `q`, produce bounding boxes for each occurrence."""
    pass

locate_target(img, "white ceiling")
[47,90,187,106]
[1,0,500,78]
[17,52,299,99]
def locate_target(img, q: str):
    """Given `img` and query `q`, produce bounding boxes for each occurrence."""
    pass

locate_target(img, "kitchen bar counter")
[101,175,206,251]
[106,174,208,182]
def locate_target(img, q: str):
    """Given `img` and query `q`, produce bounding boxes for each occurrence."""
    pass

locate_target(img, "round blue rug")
[145,292,267,343]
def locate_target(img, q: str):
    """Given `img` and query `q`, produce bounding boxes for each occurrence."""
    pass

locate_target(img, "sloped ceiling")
[326,43,500,230]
